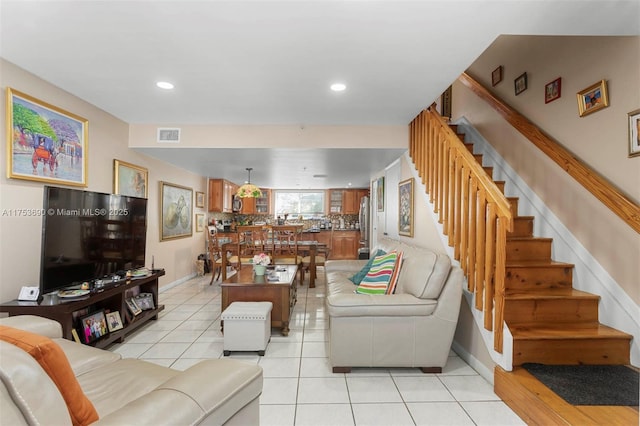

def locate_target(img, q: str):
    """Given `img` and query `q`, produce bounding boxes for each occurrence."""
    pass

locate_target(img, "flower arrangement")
[252,253,271,266]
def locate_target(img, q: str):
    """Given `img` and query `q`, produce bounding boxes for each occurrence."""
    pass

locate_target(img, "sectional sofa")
[325,237,463,373]
[0,315,262,425]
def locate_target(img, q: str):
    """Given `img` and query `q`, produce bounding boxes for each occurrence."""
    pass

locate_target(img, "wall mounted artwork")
[160,181,193,241]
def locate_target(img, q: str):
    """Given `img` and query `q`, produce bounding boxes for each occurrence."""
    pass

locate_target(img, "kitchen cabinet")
[240,189,270,214]
[208,179,238,213]
[328,188,369,214]
[330,230,360,259]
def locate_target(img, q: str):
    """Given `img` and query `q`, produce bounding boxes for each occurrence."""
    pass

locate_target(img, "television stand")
[0,271,165,349]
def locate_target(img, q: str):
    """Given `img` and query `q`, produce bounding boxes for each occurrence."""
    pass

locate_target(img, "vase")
[254,265,266,276]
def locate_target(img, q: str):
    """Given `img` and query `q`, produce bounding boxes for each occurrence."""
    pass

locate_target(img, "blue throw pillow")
[349,249,386,284]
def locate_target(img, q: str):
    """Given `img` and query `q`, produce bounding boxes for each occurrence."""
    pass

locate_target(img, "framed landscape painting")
[113,159,148,198]
[160,181,193,241]
[6,88,88,186]
[398,178,414,237]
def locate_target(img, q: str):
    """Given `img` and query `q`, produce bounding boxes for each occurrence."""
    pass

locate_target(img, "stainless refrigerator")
[358,196,370,259]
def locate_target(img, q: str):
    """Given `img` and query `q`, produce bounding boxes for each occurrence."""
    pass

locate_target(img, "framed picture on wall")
[514,72,527,96]
[195,213,205,232]
[629,109,640,157]
[577,80,609,117]
[398,178,414,237]
[6,88,88,186]
[195,191,205,208]
[376,176,385,211]
[492,66,503,86]
[160,181,193,241]
[544,77,561,104]
[113,159,148,198]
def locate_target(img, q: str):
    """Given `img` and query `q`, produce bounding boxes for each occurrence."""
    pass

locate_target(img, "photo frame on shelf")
[545,77,562,104]
[113,159,148,198]
[134,293,155,311]
[125,298,142,316]
[398,178,414,237]
[376,176,385,212]
[629,109,640,158]
[160,181,193,241]
[78,310,108,344]
[492,66,503,86]
[514,72,528,95]
[6,87,88,186]
[195,213,205,232]
[106,311,124,332]
[577,80,609,117]
[195,191,205,208]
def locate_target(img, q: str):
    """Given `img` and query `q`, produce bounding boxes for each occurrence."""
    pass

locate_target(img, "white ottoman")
[222,301,272,356]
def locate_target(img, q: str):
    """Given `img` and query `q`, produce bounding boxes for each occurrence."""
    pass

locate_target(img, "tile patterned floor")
[109,272,526,426]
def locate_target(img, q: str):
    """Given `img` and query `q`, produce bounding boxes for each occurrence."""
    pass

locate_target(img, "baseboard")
[454,116,640,366]
[159,273,197,293]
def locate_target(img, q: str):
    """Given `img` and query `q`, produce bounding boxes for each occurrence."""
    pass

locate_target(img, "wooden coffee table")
[221,264,298,336]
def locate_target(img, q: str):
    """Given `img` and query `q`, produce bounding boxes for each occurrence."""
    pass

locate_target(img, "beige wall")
[0,59,208,302]
[455,35,640,304]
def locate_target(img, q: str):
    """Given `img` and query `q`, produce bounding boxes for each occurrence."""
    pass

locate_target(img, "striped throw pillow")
[356,251,398,295]
[386,251,404,294]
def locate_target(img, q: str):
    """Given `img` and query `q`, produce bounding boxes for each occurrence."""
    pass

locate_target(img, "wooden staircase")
[455,124,633,366]
[453,124,635,423]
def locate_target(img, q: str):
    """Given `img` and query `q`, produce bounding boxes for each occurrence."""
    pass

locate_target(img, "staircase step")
[483,166,493,178]
[507,237,553,261]
[511,323,632,366]
[507,216,533,237]
[505,260,573,291]
[473,153,483,164]
[449,124,459,132]
[505,288,599,325]
[456,133,466,142]
[493,180,506,193]
[464,143,474,154]
[507,197,519,216]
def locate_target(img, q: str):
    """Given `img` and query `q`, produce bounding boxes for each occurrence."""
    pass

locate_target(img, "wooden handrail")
[459,72,640,234]
[409,107,513,353]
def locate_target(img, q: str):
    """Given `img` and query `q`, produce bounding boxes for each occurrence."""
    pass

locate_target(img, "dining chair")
[207,226,223,284]
[300,241,330,288]
[271,225,303,267]
[236,225,268,265]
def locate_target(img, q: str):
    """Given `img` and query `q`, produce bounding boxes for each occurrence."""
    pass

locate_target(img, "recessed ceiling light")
[330,83,346,92]
[156,81,174,90]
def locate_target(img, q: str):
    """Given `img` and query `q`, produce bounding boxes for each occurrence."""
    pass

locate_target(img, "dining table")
[220,238,327,288]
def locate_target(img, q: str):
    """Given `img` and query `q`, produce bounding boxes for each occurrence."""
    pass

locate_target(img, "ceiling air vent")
[157,128,180,143]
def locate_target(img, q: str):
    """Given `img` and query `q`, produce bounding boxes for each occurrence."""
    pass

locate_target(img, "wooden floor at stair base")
[495,366,639,426]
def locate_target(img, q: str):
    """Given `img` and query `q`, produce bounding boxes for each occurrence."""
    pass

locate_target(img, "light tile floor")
[109,272,526,426]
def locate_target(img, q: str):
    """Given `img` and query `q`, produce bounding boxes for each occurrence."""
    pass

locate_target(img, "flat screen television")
[40,186,148,295]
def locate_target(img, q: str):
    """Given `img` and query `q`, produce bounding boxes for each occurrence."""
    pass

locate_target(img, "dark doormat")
[522,363,639,406]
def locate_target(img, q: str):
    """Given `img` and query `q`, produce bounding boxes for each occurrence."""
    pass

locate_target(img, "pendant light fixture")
[236,167,262,198]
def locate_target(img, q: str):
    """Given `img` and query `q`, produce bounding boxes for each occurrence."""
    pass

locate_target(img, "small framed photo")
[125,298,142,316]
[577,80,609,117]
[628,109,640,157]
[195,213,205,232]
[544,77,561,104]
[134,293,155,311]
[195,191,205,208]
[492,66,503,86]
[79,310,108,344]
[106,311,124,332]
[514,72,527,95]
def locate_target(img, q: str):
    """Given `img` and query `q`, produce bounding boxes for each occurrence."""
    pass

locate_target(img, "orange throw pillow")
[0,325,99,426]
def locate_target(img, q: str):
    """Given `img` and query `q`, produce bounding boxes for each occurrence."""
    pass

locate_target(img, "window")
[274,191,325,218]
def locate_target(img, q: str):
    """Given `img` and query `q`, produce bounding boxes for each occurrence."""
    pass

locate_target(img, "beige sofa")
[326,237,463,373]
[0,315,262,425]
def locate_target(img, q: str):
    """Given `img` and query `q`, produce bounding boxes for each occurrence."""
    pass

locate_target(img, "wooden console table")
[0,271,165,349]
